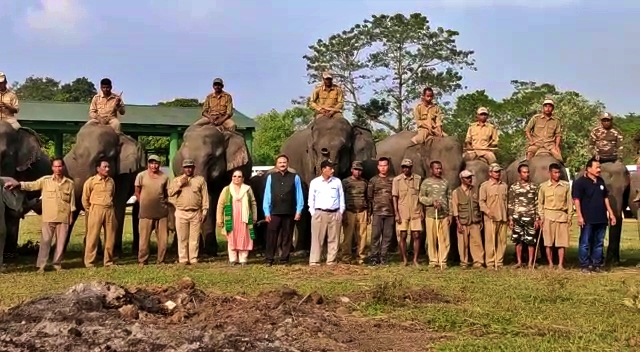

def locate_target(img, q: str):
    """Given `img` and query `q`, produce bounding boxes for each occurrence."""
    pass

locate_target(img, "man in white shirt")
[308,160,345,266]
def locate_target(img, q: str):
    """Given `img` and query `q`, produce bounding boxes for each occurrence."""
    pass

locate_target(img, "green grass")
[2,214,640,351]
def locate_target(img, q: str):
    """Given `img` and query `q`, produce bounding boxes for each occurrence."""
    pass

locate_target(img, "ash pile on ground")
[0,278,446,352]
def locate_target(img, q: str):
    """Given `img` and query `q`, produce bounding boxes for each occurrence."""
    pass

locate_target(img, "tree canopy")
[13,76,97,103]
[252,107,314,165]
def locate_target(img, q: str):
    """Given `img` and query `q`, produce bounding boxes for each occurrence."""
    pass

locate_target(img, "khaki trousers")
[426,217,450,266]
[38,222,68,269]
[462,150,497,164]
[138,217,169,264]
[86,117,121,133]
[484,217,508,267]
[341,210,368,262]
[310,210,341,264]
[84,205,116,267]
[175,209,202,264]
[0,117,20,130]
[193,117,237,131]
[457,222,484,267]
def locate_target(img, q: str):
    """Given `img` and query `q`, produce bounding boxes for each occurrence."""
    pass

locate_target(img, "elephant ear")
[15,128,44,172]
[119,135,146,175]
[224,131,249,171]
[351,125,376,161]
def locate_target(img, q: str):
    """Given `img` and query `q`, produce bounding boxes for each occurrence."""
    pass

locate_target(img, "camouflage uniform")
[419,177,452,267]
[367,174,394,263]
[589,112,623,163]
[341,162,369,263]
[507,181,539,245]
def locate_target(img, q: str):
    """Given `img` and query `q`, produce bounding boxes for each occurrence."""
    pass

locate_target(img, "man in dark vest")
[451,169,485,268]
[263,154,304,266]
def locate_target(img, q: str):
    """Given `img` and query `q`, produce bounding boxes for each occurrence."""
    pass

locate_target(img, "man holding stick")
[419,161,452,269]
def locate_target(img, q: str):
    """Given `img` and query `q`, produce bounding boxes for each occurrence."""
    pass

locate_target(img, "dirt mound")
[0,279,443,352]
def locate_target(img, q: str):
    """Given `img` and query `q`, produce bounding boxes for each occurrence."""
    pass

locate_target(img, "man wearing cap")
[538,163,573,270]
[195,78,236,131]
[410,87,445,145]
[134,155,169,266]
[168,159,209,265]
[308,160,345,266]
[419,160,452,269]
[524,99,563,162]
[367,157,395,266]
[82,160,117,268]
[479,163,509,269]
[451,169,484,268]
[309,72,344,120]
[507,164,540,268]
[589,112,623,163]
[463,107,499,164]
[341,161,369,264]
[0,72,21,130]
[87,78,125,134]
[392,158,423,266]
[263,154,304,266]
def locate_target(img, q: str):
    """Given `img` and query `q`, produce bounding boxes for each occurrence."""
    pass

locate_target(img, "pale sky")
[2,0,639,117]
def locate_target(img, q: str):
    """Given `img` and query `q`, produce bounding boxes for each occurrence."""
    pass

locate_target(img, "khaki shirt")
[465,122,498,149]
[0,89,19,119]
[309,85,344,112]
[413,102,443,130]
[202,91,233,119]
[21,176,75,223]
[89,93,125,121]
[82,175,115,209]
[168,175,209,212]
[135,170,169,219]
[537,180,573,222]
[479,179,508,222]
[392,173,423,221]
[525,113,562,145]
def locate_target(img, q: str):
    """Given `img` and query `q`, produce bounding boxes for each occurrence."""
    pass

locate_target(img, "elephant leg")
[606,217,623,265]
[0,204,5,268]
[4,216,18,258]
[131,202,140,256]
[200,210,218,257]
[113,204,126,258]
[293,212,311,253]
[448,222,461,264]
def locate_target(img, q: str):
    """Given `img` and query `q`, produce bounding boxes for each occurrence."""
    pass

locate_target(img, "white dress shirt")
[308,175,345,216]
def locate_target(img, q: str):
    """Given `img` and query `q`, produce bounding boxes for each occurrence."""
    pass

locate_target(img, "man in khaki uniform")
[479,163,509,269]
[82,160,117,268]
[524,99,563,161]
[410,87,445,145]
[392,158,423,266]
[168,159,209,265]
[538,163,573,269]
[0,72,21,130]
[419,160,452,269]
[194,78,236,131]
[464,107,499,164]
[87,78,125,134]
[134,155,169,266]
[5,157,75,272]
[309,72,344,120]
[341,161,368,264]
[451,169,485,268]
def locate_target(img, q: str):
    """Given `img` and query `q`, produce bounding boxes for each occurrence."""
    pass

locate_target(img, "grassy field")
[2,214,640,351]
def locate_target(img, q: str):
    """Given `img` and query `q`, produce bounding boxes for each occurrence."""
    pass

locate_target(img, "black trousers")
[265,214,295,263]
[370,215,394,261]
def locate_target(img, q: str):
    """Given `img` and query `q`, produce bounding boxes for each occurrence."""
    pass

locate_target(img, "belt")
[316,208,338,213]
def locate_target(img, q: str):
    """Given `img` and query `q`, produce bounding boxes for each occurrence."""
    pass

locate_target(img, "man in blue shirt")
[308,160,345,266]
[262,154,304,266]
[572,157,616,273]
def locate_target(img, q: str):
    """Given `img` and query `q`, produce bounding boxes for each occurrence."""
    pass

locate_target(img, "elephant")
[504,154,569,185]
[0,121,51,258]
[0,176,36,267]
[171,124,252,257]
[463,160,490,189]
[64,124,146,256]
[251,118,377,253]
[375,132,465,259]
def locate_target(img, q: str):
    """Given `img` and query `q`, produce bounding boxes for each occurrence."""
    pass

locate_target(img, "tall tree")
[158,98,202,107]
[253,107,314,165]
[56,77,97,103]
[14,76,61,101]
[302,13,475,132]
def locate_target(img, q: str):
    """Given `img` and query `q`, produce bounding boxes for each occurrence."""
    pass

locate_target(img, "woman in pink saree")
[216,170,257,266]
